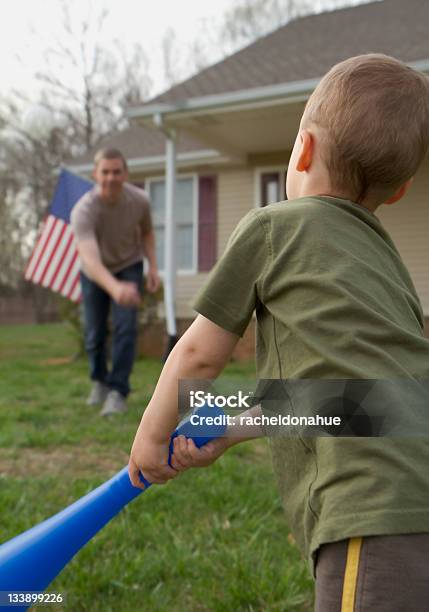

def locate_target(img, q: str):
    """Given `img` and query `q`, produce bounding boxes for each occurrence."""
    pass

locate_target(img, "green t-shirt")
[193,195,429,573]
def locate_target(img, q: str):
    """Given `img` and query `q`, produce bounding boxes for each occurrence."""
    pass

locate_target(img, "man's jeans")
[80,261,144,398]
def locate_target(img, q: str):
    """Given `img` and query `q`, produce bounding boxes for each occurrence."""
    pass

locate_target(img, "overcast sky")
[1,0,236,97]
[2,0,371,104]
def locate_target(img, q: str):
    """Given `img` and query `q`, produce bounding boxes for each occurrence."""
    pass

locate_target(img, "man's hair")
[302,54,429,203]
[94,148,128,171]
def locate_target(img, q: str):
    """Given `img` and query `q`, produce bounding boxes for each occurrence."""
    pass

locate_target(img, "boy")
[129,55,429,610]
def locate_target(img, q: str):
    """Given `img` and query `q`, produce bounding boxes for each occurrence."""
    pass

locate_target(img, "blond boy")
[129,55,429,610]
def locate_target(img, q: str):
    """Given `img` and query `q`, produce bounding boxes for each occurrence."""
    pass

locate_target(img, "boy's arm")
[128,314,241,488]
[170,404,264,473]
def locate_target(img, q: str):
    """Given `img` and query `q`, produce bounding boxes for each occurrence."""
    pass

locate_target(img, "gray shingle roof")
[71,0,429,167]
[147,0,429,105]
[67,124,208,168]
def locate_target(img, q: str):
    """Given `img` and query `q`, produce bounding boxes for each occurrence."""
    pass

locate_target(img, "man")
[71,148,160,416]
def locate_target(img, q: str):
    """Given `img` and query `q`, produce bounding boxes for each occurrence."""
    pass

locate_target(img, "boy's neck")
[316,191,378,213]
[317,192,378,215]
[295,177,379,213]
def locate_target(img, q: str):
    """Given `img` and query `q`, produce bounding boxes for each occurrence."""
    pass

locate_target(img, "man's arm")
[128,314,245,487]
[77,238,141,307]
[141,229,160,293]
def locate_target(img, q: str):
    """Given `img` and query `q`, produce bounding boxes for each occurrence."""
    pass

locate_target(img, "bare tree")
[0,99,77,315]
[221,0,311,54]
[162,28,182,88]
[0,174,24,288]
[0,1,152,307]
[220,0,374,53]
[160,0,372,89]
[25,1,152,152]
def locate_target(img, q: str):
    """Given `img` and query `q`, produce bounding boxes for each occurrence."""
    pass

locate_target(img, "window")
[256,169,286,207]
[148,176,196,272]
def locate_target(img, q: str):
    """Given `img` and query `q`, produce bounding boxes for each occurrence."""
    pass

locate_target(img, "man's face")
[93,157,128,202]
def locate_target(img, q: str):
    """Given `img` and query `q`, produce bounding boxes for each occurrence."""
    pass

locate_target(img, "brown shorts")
[315,534,429,612]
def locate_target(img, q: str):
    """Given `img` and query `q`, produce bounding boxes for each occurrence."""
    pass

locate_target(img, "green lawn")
[0,323,313,611]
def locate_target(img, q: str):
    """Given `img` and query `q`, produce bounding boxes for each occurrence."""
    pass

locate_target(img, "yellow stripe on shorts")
[341,537,363,612]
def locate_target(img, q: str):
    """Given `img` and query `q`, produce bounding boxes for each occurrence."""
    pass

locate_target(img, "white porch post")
[163,130,178,357]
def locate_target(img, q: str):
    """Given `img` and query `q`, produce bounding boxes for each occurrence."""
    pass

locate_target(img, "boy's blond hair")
[303,54,429,204]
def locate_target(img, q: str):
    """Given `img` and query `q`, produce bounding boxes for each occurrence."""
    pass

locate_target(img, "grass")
[0,323,314,611]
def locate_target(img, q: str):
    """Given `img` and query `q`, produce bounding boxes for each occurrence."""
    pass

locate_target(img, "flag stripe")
[31,217,60,282]
[38,221,68,285]
[42,224,73,288]
[52,242,76,293]
[25,215,56,280]
[24,170,92,304]
[59,251,79,295]
[67,271,81,301]
[49,231,75,291]
[61,256,80,298]
[32,220,64,284]
[69,278,82,303]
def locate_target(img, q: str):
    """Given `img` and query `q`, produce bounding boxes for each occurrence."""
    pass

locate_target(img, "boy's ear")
[384,178,414,205]
[296,129,314,172]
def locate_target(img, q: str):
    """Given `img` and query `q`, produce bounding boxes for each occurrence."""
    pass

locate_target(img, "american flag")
[25,169,92,303]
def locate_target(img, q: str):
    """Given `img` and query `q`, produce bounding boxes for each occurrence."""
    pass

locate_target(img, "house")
[69,0,429,355]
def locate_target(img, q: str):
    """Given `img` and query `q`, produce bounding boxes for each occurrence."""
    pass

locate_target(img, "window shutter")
[198,175,217,272]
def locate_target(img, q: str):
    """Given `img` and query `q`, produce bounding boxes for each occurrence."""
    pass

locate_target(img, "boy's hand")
[170,435,229,472]
[128,435,178,489]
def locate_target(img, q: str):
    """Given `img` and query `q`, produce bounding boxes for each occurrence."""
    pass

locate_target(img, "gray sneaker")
[86,382,109,406]
[100,390,127,416]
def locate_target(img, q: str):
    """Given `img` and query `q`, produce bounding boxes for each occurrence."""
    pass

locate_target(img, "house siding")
[217,167,255,253]
[170,273,209,319]
[378,158,429,315]
[173,167,254,318]
[146,161,428,321]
